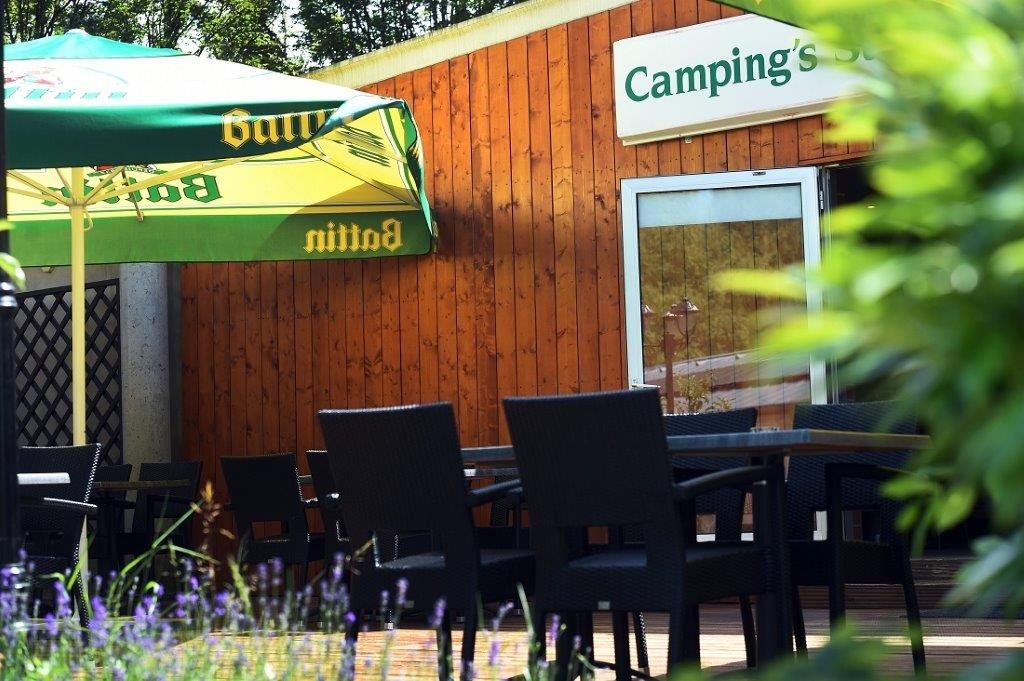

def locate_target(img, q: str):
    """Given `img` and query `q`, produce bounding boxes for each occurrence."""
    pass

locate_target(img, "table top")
[93,479,190,491]
[17,472,70,485]
[461,429,930,463]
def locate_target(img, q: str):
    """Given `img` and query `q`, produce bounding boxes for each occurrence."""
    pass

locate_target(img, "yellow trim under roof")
[308,0,635,89]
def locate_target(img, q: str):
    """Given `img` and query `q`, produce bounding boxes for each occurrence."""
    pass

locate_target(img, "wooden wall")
[179,0,867,497]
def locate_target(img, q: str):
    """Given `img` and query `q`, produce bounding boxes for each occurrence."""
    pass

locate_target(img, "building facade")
[179,0,871,492]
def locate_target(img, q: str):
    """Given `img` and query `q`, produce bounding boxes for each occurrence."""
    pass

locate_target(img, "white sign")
[613,15,868,145]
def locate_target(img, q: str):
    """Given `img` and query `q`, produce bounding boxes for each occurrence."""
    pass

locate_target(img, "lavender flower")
[548,614,561,647]
[395,578,408,608]
[429,597,447,627]
[89,596,109,648]
[488,639,501,667]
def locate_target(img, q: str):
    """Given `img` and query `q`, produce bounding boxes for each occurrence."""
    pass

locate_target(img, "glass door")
[622,168,825,427]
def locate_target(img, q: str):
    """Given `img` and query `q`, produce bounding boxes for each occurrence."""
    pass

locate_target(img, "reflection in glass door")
[622,169,824,427]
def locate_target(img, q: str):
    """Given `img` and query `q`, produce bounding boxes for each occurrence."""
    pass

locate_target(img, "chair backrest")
[664,408,758,540]
[92,463,133,500]
[305,450,334,501]
[220,453,309,549]
[788,400,917,540]
[503,389,683,571]
[132,460,203,533]
[317,403,478,571]
[18,444,101,560]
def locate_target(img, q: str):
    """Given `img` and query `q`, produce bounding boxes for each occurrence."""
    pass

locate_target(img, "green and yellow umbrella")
[4,30,434,444]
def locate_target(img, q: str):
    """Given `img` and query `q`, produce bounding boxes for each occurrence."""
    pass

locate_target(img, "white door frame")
[621,167,826,404]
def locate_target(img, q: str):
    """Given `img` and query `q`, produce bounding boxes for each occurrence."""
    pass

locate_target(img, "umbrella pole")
[70,168,86,445]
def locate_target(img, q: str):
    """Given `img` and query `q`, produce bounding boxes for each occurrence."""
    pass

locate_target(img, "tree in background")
[4,0,298,73]
[296,0,526,66]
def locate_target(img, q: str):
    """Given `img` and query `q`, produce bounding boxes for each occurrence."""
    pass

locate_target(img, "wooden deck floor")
[222,607,1024,679]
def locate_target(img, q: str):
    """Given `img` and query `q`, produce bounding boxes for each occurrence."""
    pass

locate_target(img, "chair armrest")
[672,465,781,501]
[466,479,522,507]
[23,497,98,518]
[303,497,320,509]
[320,493,343,512]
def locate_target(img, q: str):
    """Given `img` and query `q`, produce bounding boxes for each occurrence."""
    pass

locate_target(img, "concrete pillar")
[118,263,173,468]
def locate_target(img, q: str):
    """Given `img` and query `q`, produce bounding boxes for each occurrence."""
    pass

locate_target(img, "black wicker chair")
[659,408,759,668]
[18,444,101,626]
[90,463,132,573]
[318,403,533,681]
[220,453,324,585]
[788,401,925,672]
[306,449,348,563]
[503,390,786,678]
[117,461,203,567]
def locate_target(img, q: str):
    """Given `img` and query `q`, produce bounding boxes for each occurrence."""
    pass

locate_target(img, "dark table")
[462,428,931,662]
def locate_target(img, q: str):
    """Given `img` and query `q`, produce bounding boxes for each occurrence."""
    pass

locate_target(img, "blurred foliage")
[720,0,1024,624]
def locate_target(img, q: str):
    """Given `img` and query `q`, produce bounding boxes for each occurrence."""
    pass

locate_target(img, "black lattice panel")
[14,279,123,465]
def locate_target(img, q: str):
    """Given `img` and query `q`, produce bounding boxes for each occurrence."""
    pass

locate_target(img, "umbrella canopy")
[3,30,435,443]
[6,30,434,264]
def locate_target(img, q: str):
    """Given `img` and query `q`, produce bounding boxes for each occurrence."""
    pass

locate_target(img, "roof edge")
[308,0,635,88]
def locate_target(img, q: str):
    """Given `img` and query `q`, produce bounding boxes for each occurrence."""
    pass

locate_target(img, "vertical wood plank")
[450,54,479,443]
[194,264,215,488]
[432,61,460,416]
[259,262,280,453]
[277,262,297,452]
[590,12,623,390]
[703,132,728,172]
[527,31,557,397]
[344,260,366,410]
[211,265,231,468]
[773,119,800,166]
[749,124,775,169]
[414,66,440,405]
[720,3,745,18]
[696,0,721,22]
[227,264,246,457]
[675,0,698,27]
[630,1,659,177]
[508,36,538,399]
[243,263,263,455]
[568,17,600,393]
[180,264,199,462]
[363,257,384,408]
[652,0,681,176]
[375,78,402,409]
[395,72,421,405]
[798,115,824,161]
[309,261,331,447]
[488,42,516,439]
[611,5,639,389]
[293,262,314,458]
[726,128,751,170]
[470,48,500,443]
[547,24,579,396]
[326,260,347,410]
